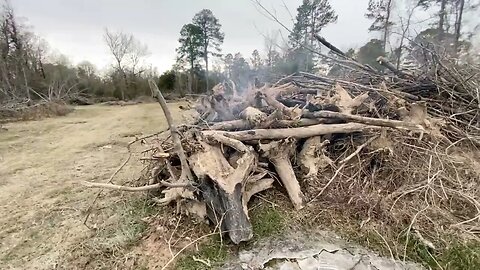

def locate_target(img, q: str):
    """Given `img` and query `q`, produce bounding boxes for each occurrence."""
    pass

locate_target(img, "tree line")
[0,0,478,104]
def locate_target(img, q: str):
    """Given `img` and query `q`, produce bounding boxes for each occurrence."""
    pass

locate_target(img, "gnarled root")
[298,137,332,179]
[260,139,306,210]
[188,134,257,244]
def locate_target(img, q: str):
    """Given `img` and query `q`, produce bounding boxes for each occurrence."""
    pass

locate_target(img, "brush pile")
[84,46,480,247]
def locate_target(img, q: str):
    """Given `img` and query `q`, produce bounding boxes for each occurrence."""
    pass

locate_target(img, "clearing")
[0,103,186,269]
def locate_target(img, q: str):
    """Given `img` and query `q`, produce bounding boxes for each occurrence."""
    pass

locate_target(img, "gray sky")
[12,0,374,73]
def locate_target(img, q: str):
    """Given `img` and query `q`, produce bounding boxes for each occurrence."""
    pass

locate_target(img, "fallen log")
[203,123,380,141]
[208,118,330,131]
[303,110,425,131]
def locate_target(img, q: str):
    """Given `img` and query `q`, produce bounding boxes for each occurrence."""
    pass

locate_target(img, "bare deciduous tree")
[104,29,133,100]
[104,29,149,100]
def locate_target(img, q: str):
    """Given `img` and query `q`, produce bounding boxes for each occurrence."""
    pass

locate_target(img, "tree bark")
[204,48,209,92]
[382,0,393,52]
[454,0,465,52]
[203,123,380,141]
[438,0,447,41]
[188,62,194,94]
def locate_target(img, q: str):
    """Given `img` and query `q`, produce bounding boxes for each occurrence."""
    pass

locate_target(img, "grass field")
[0,103,188,269]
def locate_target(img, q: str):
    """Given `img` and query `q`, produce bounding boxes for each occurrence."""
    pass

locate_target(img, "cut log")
[303,110,425,131]
[377,56,411,78]
[203,123,380,141]
[240,107,267,126]
[259,139,305,210]
[209,118,330,131]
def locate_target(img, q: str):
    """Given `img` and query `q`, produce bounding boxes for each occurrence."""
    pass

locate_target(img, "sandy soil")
[0,103,187,269]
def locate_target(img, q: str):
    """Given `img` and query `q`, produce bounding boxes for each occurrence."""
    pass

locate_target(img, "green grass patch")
[175,236,229,270]
[405,240,480,270]
[175,204,287,269]
[250,205,285,239]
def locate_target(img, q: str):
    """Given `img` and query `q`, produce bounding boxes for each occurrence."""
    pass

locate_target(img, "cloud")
[13,0,372,73]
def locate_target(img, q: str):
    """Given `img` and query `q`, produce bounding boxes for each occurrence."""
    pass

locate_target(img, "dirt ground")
[0,103,188,269]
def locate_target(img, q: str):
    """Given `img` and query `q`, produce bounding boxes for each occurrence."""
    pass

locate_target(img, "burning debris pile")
[84,47,479,247]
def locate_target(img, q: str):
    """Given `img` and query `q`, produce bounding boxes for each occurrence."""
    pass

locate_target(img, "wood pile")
[84,47,480,245]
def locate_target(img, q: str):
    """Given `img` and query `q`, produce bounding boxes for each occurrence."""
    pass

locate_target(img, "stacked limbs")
[84,54,479,245]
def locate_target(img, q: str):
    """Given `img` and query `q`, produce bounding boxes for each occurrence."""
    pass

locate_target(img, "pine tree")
[176,23,203,94]
[418,0,452,41]
[192,9,224,92]
[365,0,394,52]
[288,0,338,72]
[223,53,233,78]
[250,49,262,71]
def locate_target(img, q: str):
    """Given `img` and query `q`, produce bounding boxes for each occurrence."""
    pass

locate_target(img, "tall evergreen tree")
[231,53,251,90]
[250,49,262,71]
[192,9,224,92]
[289,0,338,72]
[418,0,452,41]
[365,0,394,52]
[417,0,478,52]
[176,23,203,94]
[223,53,233,78]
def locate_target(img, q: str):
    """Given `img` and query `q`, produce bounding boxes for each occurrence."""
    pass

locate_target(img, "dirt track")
[0,103,185,269]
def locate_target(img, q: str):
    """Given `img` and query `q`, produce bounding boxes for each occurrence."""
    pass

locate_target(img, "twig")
[168,216,182,257]
[192,256,211,267]
[128,129,169,146]
[308,163,345,203]
[339,136,379,165]
[310,136,377,202]
[149,79,193,182]
[372,227,396,262]
[82,180,191,192]
[403,206,429,263]
[160,231,226,270]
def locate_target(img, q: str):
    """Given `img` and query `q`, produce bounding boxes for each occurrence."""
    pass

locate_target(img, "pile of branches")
[84,47,479,248]
[0,99,73,123]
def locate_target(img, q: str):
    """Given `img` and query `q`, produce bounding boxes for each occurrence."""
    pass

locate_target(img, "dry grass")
[0,102,189,270]
[292,130,480,269]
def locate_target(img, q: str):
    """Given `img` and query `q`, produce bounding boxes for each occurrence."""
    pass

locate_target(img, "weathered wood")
[260,140,305,210]
[188,135,257,244]
[149,80,193,182]
[303,110,425,131]
[298,137,332,179]
[208,118,332,131]
[203,123,380,141]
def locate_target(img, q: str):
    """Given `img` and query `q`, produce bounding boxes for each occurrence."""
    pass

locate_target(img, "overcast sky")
[12,0,376,73]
